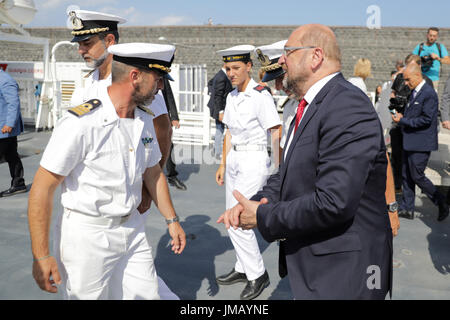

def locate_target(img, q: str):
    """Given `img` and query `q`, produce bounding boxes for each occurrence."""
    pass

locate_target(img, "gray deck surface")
[0,129,449,300]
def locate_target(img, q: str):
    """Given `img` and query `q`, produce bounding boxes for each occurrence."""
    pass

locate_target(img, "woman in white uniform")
[215,45,281,300]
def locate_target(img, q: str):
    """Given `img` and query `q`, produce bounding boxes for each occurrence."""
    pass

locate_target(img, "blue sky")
[25,0,450,28]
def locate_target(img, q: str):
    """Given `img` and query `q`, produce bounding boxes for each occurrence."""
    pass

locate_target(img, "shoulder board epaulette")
[254,85,270,93]
[84,69,95,78]
[68,99,102,117]
[137,106,155,117]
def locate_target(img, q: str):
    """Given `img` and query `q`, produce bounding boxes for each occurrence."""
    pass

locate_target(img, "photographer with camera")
[412,27,450,91]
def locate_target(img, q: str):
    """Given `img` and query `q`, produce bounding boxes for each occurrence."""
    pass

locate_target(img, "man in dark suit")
[207,65,233,158]
[162,78,187,190]
[218,24,393,299]
[392,63,449,221]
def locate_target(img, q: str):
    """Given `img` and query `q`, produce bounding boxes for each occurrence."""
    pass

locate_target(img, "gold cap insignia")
[256,49,271,67]
[69,11,84,30]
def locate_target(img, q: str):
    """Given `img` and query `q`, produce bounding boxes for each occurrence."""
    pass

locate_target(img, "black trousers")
[400,150,444,212]
[165,143,178,178]
[389,126,403,190]
[0,136,25,187]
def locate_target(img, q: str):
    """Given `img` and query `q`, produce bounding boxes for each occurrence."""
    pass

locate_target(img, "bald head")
[279,24,341,98]
[403,62,423,90]
[291,24,341,67]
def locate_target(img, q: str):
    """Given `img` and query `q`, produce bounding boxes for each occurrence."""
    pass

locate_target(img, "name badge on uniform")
[141,136,153,148]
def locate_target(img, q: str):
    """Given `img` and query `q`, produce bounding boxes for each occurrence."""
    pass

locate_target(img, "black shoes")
[168,176,187,190]
[398,209,414,220]
[216,268,247,285]
[398,203,449,222]
[0,185,27,197]
[437,200,449,222]
[216,269,270,300]
[240,271,270,300]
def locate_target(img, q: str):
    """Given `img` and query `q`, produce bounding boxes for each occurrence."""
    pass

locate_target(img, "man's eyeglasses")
[283,46,316,57]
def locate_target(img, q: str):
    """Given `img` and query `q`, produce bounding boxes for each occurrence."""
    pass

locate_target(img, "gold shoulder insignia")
[84,69,95,78]
[137,106,155,117]
[68,99,102,117]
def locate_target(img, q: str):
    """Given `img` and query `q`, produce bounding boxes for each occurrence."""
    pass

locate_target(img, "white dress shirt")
[410,79,426,102]
[284,72,339,158]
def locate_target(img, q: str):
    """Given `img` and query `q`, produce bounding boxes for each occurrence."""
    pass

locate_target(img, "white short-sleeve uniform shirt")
[70,69,168,117]
[222,78,281,146]
[41,86,161,218]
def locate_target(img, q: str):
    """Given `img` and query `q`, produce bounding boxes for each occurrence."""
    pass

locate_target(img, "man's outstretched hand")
[217,190,268,230]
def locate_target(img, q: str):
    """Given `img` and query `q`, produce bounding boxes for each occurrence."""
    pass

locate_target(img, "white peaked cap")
[108,43,176,79]
[217,45,255,62]
[255,40,287,61]
[69,9,127,24]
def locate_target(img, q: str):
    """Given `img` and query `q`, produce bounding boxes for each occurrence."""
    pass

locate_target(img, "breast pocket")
[85,149,126,178]
[236,110,253,130]
[138,145,155,174]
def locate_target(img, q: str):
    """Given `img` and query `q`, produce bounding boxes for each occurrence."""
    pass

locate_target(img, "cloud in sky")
[156,15,195,26]
[40,0,67,9]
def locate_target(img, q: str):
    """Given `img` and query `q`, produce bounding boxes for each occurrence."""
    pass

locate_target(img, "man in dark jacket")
[219,24,393,300]
[392,63,449,221]
[207,65,232,158]
[162,78,186,190]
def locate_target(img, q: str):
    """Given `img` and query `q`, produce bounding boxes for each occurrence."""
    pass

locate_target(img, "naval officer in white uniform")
[215,45,281,300]
[67,9,171,169]
[64,9,178,299]
[28,43,186,300]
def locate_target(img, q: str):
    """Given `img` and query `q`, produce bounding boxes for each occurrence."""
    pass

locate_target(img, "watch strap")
[165,215,180,225]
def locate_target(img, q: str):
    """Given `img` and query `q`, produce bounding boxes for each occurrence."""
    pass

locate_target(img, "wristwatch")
[387,202,398,213]
[165,215,180,225]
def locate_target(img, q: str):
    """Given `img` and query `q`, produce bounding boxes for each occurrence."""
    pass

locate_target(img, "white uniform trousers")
[54,208,160,300]
[225,148,270,281]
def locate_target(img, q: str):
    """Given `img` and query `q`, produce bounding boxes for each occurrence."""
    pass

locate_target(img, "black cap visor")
[262,67,286,82]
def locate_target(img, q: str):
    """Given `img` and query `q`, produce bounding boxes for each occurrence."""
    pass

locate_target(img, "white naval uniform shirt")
[70,69,168,117]
[284,72,339,159]
[41,85,161,218]
[222,78,281,146]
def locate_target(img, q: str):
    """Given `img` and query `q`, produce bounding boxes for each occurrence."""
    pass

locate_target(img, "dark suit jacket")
[399,82,438,152]
[207,69,232,120]
[251,73,393,299]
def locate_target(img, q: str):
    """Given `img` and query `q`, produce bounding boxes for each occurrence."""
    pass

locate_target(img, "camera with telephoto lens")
[388,73,411,114]
[420,55,434,72]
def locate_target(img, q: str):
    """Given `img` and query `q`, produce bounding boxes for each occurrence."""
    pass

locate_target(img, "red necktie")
[294,99,308,133]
